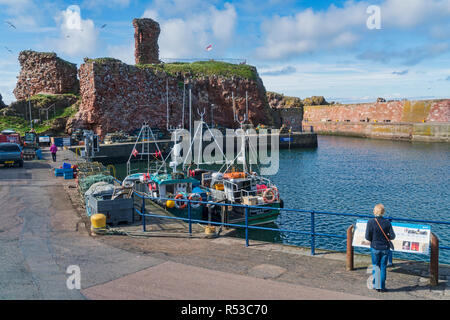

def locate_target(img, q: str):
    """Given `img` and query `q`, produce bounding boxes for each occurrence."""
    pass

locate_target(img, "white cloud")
[81,0,131,9]
[0,55,20,104]
[141,2,237,59]
[0,0,41,28]
[50,5,99,56]
[255,0,450,60]
[381,0,450,28]
[255,2,368,60]
[107,42,134,64]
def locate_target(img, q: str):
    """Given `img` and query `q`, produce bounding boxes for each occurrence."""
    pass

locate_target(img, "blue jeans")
[371,248,389,290]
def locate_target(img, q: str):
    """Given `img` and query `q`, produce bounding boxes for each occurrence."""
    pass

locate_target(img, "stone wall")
[133,18,160,65]
[277,108,303,131]
[69,59,277,137]
[13,51,79,100]
[302,99,450,142]
[303,99,450,124]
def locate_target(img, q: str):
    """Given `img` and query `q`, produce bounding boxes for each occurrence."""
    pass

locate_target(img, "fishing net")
[78,173,115,196]
[76,162,110,180]
[84,181,115,199]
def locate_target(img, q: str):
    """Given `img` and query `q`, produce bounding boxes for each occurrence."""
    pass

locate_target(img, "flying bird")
[5,21,16,29]
[4,46,13,54]
[205,44,213,52]
[100,24,107,29]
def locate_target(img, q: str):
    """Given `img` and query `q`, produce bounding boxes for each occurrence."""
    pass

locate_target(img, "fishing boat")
[122,118,283,226]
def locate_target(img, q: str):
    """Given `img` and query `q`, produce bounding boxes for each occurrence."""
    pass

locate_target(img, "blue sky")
[1,0,450,104]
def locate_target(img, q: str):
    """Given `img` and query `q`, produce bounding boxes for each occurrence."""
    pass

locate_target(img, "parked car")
[0,143,23,167]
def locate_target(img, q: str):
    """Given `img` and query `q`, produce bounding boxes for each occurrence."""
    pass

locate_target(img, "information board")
[352,219,431,255]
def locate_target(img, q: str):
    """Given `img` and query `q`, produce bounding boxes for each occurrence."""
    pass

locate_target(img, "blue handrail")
[130,191,450,255]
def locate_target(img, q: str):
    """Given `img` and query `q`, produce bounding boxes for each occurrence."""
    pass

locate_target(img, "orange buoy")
[174,193,187,209]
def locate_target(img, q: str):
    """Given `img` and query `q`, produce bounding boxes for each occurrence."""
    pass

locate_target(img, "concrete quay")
[0,148,449,301]
[69,132,318,163]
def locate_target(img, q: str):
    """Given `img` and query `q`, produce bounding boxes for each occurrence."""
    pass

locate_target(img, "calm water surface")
[111,136,450,263]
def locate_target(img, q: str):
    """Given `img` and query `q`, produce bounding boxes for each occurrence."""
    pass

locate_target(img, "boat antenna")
[166,78,169,131]
[196,108,205,169]
[182,80,186,129]
[189,82,192,141]
[232,91,237,122]
[245,90,249,122]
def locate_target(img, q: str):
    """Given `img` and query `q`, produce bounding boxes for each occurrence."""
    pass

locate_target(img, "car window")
[0,145,20,152]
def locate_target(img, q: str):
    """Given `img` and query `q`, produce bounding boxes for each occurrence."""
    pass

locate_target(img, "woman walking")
[50,143,58,162]
[365,204,395,292]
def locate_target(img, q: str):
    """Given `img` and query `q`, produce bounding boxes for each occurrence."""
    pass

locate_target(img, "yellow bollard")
[106,164,117,178]
[91,214,107,235]
[75,147,81,160]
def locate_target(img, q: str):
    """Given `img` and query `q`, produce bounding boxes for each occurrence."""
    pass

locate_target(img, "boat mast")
[182,81,185,129]
[189,84,192,141]
[245,90,248,122]
[166,78,169,131]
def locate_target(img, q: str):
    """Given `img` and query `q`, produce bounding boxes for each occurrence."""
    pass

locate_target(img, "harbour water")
[109,136,450,263]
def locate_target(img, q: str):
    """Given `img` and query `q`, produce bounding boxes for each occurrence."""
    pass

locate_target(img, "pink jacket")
[50,144,58,153]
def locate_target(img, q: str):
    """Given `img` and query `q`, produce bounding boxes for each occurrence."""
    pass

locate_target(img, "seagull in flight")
[5,21,16,29]
[5,46,13,54]
[100,24,107,29]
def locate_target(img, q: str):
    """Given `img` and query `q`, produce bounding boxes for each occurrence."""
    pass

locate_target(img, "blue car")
[0,143,24,167]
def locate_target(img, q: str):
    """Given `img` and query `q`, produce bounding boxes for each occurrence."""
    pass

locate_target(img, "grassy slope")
[0,94,79,135]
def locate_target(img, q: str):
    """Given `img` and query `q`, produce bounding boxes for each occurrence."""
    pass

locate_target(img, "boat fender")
[174,193,187,209]
[262,188,277,204]
[188,193,203,208]
[139,173,151,183]
[148,182,157,191]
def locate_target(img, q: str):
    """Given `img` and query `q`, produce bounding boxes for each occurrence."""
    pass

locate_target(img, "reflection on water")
[108,136,450,263]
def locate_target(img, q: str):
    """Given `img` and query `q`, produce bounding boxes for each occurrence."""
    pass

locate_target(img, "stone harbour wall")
[13,51,79,100]
[303,99,450,123]
[303,99,450,142]
[277,108,303,131]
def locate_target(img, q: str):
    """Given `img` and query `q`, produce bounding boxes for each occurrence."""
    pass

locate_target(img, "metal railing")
[131,191,450,256]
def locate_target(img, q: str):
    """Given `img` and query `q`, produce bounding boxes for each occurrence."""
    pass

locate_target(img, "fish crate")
[87,195,134,226]
[64,171,74,179]
[55,168,74,177]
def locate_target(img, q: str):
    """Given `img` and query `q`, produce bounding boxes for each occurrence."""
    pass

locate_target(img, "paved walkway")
[0,147,449,300]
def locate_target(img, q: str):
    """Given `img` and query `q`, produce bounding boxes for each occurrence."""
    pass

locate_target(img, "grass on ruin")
[0,115,51,135]
[29,93,79,108]
[138,60,258,80]
[85,57,258,80]
[1,97,80,135]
